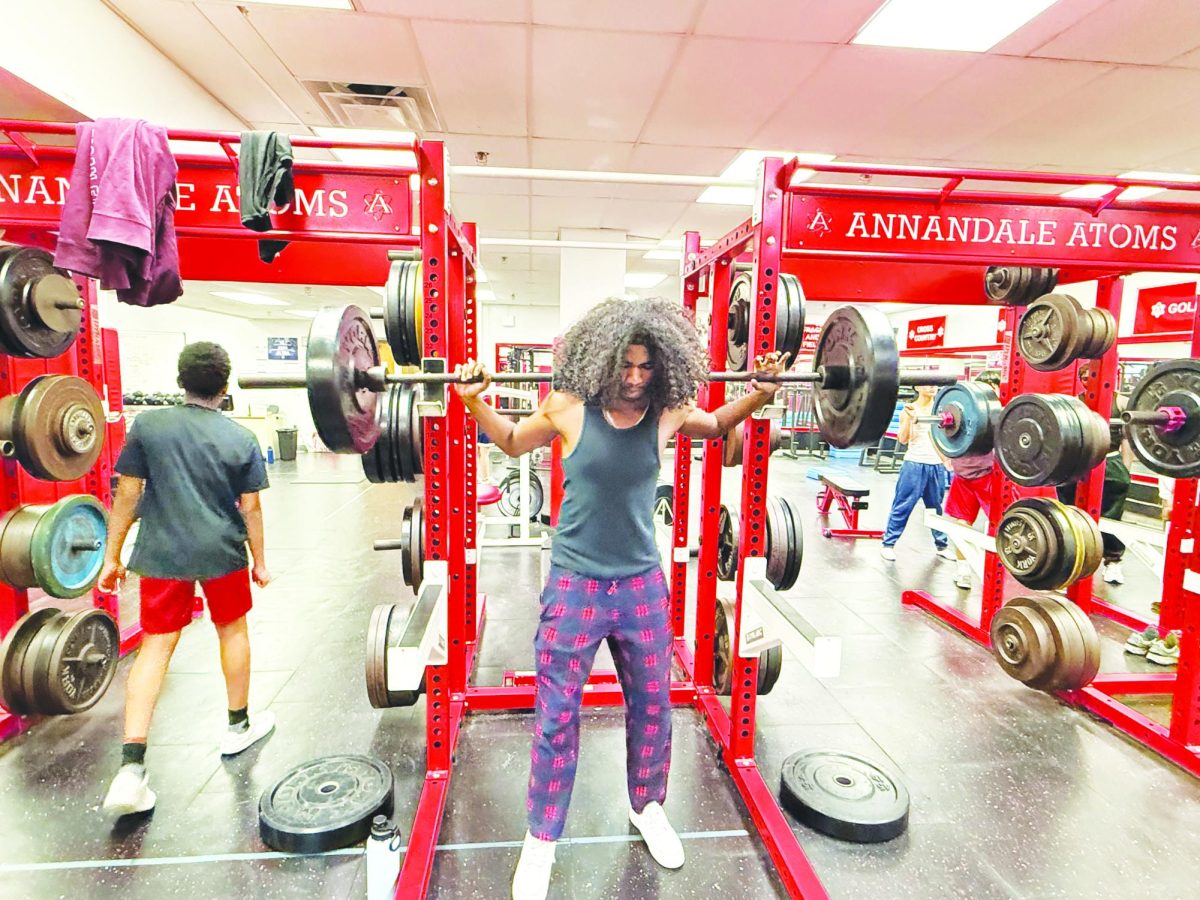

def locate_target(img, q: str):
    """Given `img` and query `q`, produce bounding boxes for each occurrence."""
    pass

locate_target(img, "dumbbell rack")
[0,265,123,743]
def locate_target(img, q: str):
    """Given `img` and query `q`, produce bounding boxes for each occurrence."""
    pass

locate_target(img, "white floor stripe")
[0,828,751,873]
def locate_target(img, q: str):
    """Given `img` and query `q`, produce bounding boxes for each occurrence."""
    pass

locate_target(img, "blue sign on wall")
[267,337,299,361]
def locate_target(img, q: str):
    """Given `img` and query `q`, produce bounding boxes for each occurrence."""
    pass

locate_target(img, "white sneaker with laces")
[103,764,156,817]
[512,830,556,900]
[937,546,958,561]
[219,710,276,757]
[880,546,897,562]
[954,561,972,590]
[629,801,685,869]
[1102,562,1125,585]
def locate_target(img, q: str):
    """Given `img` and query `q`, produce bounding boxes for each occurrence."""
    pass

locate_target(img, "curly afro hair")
[553,297,709,412]
[177,341,232,399]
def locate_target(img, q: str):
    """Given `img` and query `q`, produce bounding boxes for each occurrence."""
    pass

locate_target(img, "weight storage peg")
[919,382,1000,459]
[237,303,961,453]
[0,244,85,359]
[0,376,106,481]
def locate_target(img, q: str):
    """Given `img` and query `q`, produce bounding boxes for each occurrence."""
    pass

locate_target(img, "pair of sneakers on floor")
[1125,628,1181,666]
[512,801,683,900]
[101,711,276,817]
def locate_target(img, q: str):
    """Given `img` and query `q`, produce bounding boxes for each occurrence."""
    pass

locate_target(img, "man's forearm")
[104,493,140,565]
[712,390,774,435]
[243,508,266,566]
[462,396,519,453]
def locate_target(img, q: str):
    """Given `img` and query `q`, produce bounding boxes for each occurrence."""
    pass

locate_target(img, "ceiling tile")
[441,133,530,167]
[412,21,527,135]
[531,195,612,231]
[240,8,426,86]
[628,143,740,176]
[608,183,704,202]
[1172,46,1200,67]
[358,0,530,23]
[641,38,833,146]
[531,28,682,141]
[662,203,752,241]
[449,193,530,231]
[531,0,701,33]
[991,0,1111,56]
[602,198,690,237]
[530,138,634,170]
[695,0,883,42]
[450,173,532,197]
[1025,0,1200,65]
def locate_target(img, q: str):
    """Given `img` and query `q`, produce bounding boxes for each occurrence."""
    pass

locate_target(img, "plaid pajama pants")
[526,563,674,841]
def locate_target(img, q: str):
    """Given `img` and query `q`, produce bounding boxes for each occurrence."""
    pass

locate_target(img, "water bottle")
[366,815,401,900]
[266,446,275,464]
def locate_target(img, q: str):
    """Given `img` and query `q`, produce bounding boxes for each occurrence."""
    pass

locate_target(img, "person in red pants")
[943,451,997,589]
[98,342,274,818]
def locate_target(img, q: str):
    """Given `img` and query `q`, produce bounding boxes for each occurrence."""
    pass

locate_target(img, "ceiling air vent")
[304,81,443,134]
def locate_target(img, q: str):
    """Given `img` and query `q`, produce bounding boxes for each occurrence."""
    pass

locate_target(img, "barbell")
[910,358,1200,483]
[238,304,960,453]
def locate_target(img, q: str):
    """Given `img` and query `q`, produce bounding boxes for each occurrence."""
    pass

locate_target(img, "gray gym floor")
[1,449,1198,899]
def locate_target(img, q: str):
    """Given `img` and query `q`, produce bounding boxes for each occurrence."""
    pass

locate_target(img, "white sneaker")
[954,561,972,590]
[629,801,685,869]
[219,710,276,757]
[937,547,958,561]
[1102,562,1125,585]
[880,546,897,562]
[512,830,556,900]
[102,764,156,817]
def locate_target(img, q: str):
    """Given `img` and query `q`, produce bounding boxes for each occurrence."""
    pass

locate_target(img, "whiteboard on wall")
[119,331,186,394]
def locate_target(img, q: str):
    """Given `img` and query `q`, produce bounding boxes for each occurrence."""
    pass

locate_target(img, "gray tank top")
[551,404,661,578]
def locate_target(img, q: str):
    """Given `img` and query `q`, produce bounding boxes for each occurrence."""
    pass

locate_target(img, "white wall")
[477,303,561,371]
[97,291,316,448]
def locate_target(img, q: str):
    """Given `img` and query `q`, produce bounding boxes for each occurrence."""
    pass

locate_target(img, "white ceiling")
[13,0,1200,313]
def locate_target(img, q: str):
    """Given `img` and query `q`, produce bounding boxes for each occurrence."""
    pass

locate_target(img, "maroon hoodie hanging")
[53,118,183,307]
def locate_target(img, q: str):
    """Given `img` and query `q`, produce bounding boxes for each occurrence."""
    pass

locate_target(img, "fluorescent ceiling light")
[697,185,757,206]
[853,0,1057,52]
[477,288,496,301]
[1061,183,1171,202]
[211,290,289,306]
[310,126,418,169]
[701,150,836,204]
[624,272,668,289]
[235,0,353,9]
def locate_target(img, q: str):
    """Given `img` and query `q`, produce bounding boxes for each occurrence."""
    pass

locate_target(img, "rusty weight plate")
[989,597,1060,689]
[717,504,740,582]
[1125,359,1200,479]
[0,245,82,358]
[0,607,59,715]
[306,305,381,454]
[43,607,118,714]
[1016,294,1088,371]
[1081,307,1117,359]
[813,305,900,449]
[1042,595,1101,690]
[9,375,105,481]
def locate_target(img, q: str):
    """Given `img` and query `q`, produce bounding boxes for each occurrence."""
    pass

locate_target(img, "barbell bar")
[918,405,1187,433]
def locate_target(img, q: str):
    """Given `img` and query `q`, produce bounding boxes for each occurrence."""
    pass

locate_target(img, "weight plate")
[778,274,806,363]
[1050,499,1087,589]
[779,749,910,843]
[1063,505,1103,582]
[44,607,118,714]
[403,499,424,590]
[407,261,424,367]
[996,500,1062,589]
[717,504,739,582]
[778,496,804,592]
[996,394,1084,486]
[713,597,782,697]
[1083,307,1117,359]
[765,496,787,589]
[259,754,394,854]
[1016,294,1087,371]
[1043,595,1101,690]
[497,469,544,519]
[384,261,406,365]
[726,274,751,371]
[813,305,900,449]
[984,265,1034,306]
[408,385,423,479]
[1034,267,1061,299]
[29,495,108,599]
[1029,496,1078,591]
[365,604,391,709]
[1035,596,1089,692]
[930,382,999,458]
[0,607,59,715]
[389,386,406,484]
[1069,398,1113,477]
[1125,359,1200,479]
[360,385,389,483]
[11,375,106,481]
[306,305,381,454]
[990,597,1059,687]
[0,245,81,358]
[22,609,73,716]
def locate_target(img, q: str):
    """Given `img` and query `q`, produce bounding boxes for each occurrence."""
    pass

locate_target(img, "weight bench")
[815,472,882,540]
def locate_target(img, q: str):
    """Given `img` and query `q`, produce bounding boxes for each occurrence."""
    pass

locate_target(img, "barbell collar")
[1120,406,1187,434]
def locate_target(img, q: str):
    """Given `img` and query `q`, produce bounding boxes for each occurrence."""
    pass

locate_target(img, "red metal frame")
[815,484,884,540]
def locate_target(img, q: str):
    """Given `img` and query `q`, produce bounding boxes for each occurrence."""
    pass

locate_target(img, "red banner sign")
[786,193,1200,268]
[906,315,946,349]
[996,313,1006,344]
[1134,282,1198,334]
[799,322,822,355]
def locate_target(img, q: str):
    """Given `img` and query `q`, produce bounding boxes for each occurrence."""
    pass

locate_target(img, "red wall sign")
[1134,282,1199,334]
[996,313,1007,343]
[906,315,946,349]
[786,193,1200,268]
[798,322,822,355]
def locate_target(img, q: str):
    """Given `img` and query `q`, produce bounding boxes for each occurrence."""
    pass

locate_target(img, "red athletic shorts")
[945,473,992,523]
[139,567,253,635]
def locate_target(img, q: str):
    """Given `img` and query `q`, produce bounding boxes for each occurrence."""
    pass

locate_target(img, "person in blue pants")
[880,385,955,562]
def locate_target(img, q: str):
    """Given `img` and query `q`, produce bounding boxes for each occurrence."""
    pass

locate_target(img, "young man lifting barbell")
[454,297,786,900]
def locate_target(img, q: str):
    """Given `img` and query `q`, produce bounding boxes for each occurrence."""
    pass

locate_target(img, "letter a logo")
[807,210,832,236]
[363,190,393,221]
[1192,229,1200,249]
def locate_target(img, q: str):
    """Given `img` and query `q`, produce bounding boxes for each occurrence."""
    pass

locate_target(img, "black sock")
[229,707,249,732]
[122,741,147,767]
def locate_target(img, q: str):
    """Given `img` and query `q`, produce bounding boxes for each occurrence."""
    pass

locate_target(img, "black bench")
[815,472,882,540]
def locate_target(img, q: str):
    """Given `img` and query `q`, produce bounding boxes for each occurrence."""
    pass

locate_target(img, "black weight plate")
[384,260,405,361]
[409,499,424,589]
[653,483,673,526]
[1033,497,1079,591]
[365,604,392,709]
[984,265,1033,306]
[21,609,73,716]
[717,504,739,582]
[497,469,545,519]
[1126,359,1200,479]
[996,394,1082,486]
[306,306,381,454]
[44,608,118,715]
[989,597,1059,687]
[259,754,394,854]
[727,274,751,371]
[1033,267,1060,299]
[0,246,80,358]
[1044,596,1101,690]
[765,496,787,589]
[813,305,900,449]
[777,495,803,592]
[712,598,781,697]
[384,603,421,708]
[930,382,999,458]
[399,261,416,367]
[996,500,1062,590]
[408,385,423,479]
[779,749,910,843]
[400,501,416,590]
[778,274,806,363]
[392,386,408,484]
[1016,294,1086,371]
[0,607,59,715]
[361,386,390,483]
